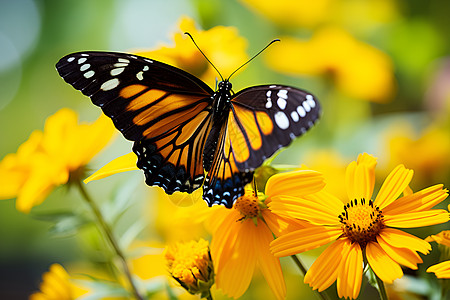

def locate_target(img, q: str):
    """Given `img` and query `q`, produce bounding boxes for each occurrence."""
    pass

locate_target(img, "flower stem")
[76,180,144,300]
[375,273,388,300]
[290,255,330,300]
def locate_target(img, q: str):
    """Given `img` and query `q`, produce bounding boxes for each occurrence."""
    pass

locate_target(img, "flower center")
[234,191,261,219]
[339,198,384,247]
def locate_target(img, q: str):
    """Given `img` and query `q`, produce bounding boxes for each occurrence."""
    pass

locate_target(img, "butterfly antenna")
[227,39,280,81]
[184,32,224,81]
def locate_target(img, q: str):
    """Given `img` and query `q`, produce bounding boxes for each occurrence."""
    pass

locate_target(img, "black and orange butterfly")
[56,39,320,208]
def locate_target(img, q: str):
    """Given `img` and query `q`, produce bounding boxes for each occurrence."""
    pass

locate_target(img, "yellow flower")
[387,123,450,184]
[264,27,395,102]
[239,0,334,28]
[206,170,325,299]
[0,108,115,212]
[135,16,249,85]
[426,229,450,279]
[270,153,449,299]
[29,264,88,300]
[165,239,215,297]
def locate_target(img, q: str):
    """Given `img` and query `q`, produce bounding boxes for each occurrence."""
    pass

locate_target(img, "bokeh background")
[1,0,450,299]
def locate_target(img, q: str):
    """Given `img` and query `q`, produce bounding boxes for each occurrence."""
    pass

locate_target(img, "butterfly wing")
[56,51,215,193]
[229,85,321,171]
[202,120,253,208]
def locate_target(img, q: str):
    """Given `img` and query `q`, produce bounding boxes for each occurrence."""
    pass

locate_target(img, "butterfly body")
[56,51,320,208]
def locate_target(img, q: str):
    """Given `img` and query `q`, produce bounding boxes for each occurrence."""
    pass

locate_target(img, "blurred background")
[1,0,450,299]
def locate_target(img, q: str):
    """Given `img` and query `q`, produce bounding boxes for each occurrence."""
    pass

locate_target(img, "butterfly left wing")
[56,51,215,194]
[229,85,321,171]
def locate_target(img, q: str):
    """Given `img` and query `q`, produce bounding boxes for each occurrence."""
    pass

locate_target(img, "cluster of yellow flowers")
[1,11,449,300]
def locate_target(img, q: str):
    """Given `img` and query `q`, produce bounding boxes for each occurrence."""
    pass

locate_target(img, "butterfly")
[56,44,320,208]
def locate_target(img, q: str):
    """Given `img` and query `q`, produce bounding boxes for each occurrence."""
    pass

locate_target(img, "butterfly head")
[218,80,232,92]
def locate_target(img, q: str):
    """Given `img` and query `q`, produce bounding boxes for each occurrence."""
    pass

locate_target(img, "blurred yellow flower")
[426,229,450,279]
[135,16,249,85]
[239,0,334,28]
[387,123,450,184]
[29,264,88,300]
[0,108,115,213]
[265,27,395,102]
[165,239,215,297]
[270,153,449,299]
[206,170,325,299]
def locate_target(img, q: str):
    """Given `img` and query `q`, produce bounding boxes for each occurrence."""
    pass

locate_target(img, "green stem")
[375,273,388,300]
[205,292,213,300]
[76,180,144,300]
[290,255,330,300]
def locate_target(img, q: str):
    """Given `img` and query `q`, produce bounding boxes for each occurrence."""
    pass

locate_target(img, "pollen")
[234,191,262,219]
[164,239,214,295]
[339,198,384,248]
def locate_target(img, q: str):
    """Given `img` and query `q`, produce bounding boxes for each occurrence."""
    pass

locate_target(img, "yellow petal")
[374,164,414,210]
[270,226,342,257]
[254,222,286,300]
[269,194,340,225]
[427,260,450,278]
[366,242,403,284]
[84,152,138,184]
[345,153,376,202]
[425,230,450,247]
[337,240,363,299]
[166,187,203,206]
[215,220,257,298]
[384,210,450,228]
[383,184,448,214]
[262,209,309,236]
[304,239,346,292]
[377,235,422,269]
[378,228,431,254]
[265,170,325,198]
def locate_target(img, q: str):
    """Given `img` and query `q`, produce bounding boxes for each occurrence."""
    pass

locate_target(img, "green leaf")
[31,211,92,237]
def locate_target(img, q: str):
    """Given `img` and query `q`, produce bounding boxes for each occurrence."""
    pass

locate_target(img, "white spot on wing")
[78,57,87,64]
[277,98,287,110]
[136,71,144,80]
[277,89,288,99]
[101,78,120,91]
[84,70,95,78]
[291,111,299,122]
[143,65,149,71]
[265,99,272,109]
[274,111,290,130]
[118,58,130,63]
[303,100,311,112]
[114,62,128,68]
[110,68,125,76]
[266,90,272,97]
[81,53,89,57]
[297,105,306,117]
[269,85,276,88]
[80,64,90,71]
[306,94,316,108]
[67,57,75,62]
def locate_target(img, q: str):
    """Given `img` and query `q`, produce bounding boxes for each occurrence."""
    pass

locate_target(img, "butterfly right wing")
[56,51,215,193]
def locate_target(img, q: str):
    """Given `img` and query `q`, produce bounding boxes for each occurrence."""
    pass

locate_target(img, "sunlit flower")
[0,109,115,212]
[270,153,449,299]
[29,264,88,300]
[426,228,450,279]
[135,16,249,85]
[206,170,325,299]
[265,26,395,102]
[386,123,450,185]
[164,239,214,297]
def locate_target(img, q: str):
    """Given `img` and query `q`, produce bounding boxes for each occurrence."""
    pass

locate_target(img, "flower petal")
[345,153,377,202]
[254,222,286,300]
[269,194,340,225]
[383,184,448,214]
[270,226,342,257]
[262,209,310,236]
[384,210,450,228]
[83,152,138,184]
[265,170,325,198]
[337,240,363,299]
[427,260,450,278]
[378,228,431,254]
[366,242,403,284]
[374,164,414,210]
[425,230,450,247]
[304,239,347,292]
[215,220,257,298]
[377,235,422,269]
